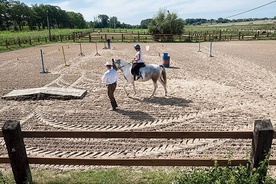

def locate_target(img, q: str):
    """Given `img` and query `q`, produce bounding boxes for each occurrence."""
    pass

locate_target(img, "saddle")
[131,63,145,80]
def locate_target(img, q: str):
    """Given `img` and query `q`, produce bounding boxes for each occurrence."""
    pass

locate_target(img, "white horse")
[112,59,167,97]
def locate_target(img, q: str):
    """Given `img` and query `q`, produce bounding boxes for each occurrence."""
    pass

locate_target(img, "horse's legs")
[131,82,136,95]
[150,80,158,97]
[158,78,167,96]
[124,82,130,96]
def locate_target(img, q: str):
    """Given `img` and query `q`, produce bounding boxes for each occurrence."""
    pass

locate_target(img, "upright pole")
[40,49,46,74]
[78,42,85,56]
[2,120,32,184]
[62,46,69,66]
[94,42,101,56]
[210,40,213,57]
[198,41,201,52]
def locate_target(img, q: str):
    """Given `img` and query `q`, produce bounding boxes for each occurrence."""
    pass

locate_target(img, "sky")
[23,0,276,25]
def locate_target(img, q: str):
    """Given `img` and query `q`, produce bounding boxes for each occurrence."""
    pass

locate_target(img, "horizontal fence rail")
[0,131,255,139]
[1,30,276,50]
[0,157,249,166]
[0,120,274,184]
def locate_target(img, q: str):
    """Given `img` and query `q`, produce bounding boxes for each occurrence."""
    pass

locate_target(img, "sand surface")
[0,41,275,172]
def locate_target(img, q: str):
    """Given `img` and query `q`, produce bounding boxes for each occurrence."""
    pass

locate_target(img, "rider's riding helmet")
[134,44,140,49]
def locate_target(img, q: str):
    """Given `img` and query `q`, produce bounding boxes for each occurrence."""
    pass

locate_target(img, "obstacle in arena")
[94,43,101,56]
[1,87,87,100]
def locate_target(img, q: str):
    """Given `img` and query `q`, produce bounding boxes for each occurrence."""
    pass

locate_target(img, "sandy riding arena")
[0,41,275,172]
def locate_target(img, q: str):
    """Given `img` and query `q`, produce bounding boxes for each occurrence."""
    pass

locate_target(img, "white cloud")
[24,0,276,24]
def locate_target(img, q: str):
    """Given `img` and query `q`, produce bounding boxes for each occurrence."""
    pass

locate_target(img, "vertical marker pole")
[40,49,46,73]
[198,41,201,52]
[210,40,213,57]
[95,42,101,56]
[62,46,69,66]
[78,42,85,56]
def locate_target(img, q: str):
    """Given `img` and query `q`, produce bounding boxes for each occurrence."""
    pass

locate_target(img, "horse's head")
[111,59,120,71]
[112,59,129,70]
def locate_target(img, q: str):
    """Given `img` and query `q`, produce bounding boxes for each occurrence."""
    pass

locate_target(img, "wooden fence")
[1,30,276,50]
[0,119,274,183]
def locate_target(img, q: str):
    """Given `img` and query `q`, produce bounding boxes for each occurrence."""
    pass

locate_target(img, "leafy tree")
[148,9,184,35]
[109,16,120,29]
[216,17,230,23]
[31,4,47,30]
[9,1,31,31]
[140,18,152,29]
[0,0,8,30]
[99,14,109,28]
[66,11,86,29]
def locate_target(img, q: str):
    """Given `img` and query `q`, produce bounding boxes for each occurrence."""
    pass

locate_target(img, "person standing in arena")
[102,61,118,111]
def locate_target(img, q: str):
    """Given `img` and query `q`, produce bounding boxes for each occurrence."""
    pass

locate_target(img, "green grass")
[0,29,92,41]
[184,22,276,33]
[1,165,275,184]
[0,21,276,52]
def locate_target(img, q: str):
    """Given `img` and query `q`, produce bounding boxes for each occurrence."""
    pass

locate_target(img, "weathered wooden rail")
[2,30,276,50]
[0,119,274,183]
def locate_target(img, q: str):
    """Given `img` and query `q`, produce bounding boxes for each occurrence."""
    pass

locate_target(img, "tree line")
[0,0,87,31]
[185,17,276,25]
[1,0,275,33]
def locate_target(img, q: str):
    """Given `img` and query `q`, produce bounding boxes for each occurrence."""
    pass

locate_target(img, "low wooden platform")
[1,87,87,100]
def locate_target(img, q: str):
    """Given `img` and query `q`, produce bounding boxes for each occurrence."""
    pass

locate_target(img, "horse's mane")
[119,59,132,65]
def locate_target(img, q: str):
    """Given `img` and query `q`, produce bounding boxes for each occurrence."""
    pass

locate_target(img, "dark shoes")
[110,100,118,111]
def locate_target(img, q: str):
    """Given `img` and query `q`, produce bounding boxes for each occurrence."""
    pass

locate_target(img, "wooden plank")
[0,157,10,163]
[1,87,87,99]
[0,131,253,139]
[27,157,249,166]
[1,157,276,166]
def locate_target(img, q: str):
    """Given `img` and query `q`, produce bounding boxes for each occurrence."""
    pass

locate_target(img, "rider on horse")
[132,44,145,80]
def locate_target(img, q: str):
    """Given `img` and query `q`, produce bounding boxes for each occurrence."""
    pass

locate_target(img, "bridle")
[114,59,126,70]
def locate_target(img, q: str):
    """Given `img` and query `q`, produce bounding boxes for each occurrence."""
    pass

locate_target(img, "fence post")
[18,39,21,47]
[250,119,274,179]
[2,120,32,184]
[5,39,8,48]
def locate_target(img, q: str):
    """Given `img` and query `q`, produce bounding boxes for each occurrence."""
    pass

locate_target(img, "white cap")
[105,61,113,66]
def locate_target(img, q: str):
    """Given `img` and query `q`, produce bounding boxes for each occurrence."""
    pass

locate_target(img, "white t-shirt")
[134,50,145,63]
[102,69,118,84]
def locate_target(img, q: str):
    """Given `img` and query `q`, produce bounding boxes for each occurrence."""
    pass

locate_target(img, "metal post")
[40,49,46,74]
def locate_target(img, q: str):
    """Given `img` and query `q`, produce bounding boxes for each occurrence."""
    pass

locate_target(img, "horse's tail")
[159,65,167,87]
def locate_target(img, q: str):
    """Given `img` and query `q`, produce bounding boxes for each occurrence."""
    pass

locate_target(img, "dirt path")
[0,41,275,172]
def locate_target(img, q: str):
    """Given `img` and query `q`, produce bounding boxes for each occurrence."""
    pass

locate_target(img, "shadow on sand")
[115,109,155,122]
[129,96,192,107]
